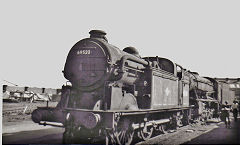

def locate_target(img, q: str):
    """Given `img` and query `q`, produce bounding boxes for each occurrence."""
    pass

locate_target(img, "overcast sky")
[0,0,239,88]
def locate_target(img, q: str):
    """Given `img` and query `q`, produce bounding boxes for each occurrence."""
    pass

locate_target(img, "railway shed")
[215,78,240,101]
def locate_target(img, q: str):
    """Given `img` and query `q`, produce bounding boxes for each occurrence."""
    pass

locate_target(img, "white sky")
[0,0,240,88]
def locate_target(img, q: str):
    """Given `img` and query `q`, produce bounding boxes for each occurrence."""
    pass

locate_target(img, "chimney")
[89,30,108,42]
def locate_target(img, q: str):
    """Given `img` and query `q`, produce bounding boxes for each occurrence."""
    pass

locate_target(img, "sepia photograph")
[1,0,240,144]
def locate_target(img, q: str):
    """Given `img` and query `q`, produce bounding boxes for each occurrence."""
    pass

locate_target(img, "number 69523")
[77,50,91,55]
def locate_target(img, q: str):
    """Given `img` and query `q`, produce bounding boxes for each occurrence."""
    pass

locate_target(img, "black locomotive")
[32,30,235,144]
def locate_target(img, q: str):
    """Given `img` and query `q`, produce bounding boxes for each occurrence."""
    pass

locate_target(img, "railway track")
[3,104,37,115]
[3,107,27,112]
[3,107,26,115]
[3,101,57,114]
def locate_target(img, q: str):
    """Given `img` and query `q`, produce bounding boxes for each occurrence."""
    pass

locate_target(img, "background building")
[215,78,240,101]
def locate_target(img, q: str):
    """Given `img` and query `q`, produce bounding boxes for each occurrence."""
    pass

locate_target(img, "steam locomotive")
[32,30,235,144]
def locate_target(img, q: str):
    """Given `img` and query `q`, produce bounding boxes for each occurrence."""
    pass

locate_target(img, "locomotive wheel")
[105,129,134,145]
[62,130,75,144]
[173,114,183,129]
[159,124,168,134]
[182,110,190,126]
[105,119,134,145]
[177,118,183,129]
[62,131,69,144]
[105,130,117,145]
[138,126,154,141]
[116,129,134,145]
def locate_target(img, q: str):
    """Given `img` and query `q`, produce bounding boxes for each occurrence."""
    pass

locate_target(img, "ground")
[137,121,221,145]
[184,118,240,144]
[3,101,57,128]
[2,101,238,144]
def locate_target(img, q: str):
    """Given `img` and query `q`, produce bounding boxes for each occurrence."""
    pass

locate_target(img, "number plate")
[77,50,91,55]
